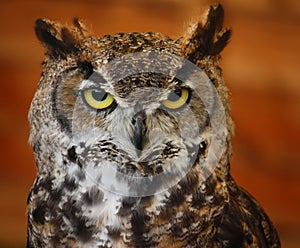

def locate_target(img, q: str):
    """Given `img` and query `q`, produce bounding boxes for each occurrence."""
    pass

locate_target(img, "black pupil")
[167,89,182,102]
[91,89,107,101]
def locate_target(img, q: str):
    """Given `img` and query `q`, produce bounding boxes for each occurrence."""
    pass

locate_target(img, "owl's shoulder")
[211,176,281,247]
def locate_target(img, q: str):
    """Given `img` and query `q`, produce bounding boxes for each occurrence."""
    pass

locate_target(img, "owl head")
[29,4,232,197]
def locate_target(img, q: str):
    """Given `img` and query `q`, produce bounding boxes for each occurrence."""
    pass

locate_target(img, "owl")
[27,4,280,248]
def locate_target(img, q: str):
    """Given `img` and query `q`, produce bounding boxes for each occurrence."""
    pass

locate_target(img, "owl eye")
[82,88,115,110]
[162,88,190,110]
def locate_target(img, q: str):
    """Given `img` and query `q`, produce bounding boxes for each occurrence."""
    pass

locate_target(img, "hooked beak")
[132,110,146,155]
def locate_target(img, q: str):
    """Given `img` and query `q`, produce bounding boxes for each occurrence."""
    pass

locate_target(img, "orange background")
[0,0,299,247]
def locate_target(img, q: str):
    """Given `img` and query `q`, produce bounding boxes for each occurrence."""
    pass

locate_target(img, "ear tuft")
[210,28,231,55]
[180,3,231,63]
[73,18,88,38]
[35,19,80,58]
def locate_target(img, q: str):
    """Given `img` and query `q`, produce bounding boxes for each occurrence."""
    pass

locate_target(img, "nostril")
[132,111,146,123]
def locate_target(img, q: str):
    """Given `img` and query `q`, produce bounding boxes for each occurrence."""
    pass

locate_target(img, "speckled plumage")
[27,4,280,248]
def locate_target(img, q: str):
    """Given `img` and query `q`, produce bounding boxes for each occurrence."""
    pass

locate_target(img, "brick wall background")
[0,0,299,247]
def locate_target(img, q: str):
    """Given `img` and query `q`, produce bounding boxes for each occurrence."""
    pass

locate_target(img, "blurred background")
[0,0,299,247]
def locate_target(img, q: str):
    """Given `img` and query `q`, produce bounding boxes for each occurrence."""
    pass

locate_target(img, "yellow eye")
[162,88,190,110]
[82,88,115,110]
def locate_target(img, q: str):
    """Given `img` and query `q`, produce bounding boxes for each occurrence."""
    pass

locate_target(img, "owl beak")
[132,110,146,155]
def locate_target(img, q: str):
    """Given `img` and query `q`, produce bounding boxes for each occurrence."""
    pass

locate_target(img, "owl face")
[29,7,231,197]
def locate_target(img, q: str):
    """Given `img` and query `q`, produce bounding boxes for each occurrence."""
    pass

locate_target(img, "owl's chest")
[29,178,213,248]
[29,156,226,247]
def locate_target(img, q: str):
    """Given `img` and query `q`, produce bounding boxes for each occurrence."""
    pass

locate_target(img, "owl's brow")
[87,72,107,85]
[78,72,109,90]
